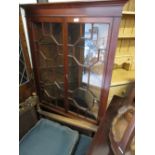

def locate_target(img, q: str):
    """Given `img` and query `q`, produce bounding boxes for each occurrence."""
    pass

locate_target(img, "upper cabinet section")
[20,0,128,17]
[20,0,128,124]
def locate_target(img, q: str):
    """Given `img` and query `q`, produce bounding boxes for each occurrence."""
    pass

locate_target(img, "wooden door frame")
[65,17,114,123]
[98,17,121,122]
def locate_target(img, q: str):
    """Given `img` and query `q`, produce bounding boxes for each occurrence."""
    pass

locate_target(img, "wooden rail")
[38,109,98,132]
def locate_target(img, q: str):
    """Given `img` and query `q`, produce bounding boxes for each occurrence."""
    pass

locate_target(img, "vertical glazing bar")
[78,24,83,87]
[80,23,83,37]
[50,23,53,34]
[63,20,69,112]
[41,23,46,36]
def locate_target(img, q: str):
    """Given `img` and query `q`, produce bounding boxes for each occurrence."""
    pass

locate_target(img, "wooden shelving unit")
[108,0,135,106]
[111,69,135,86]
[118,35,135,39]
[122,11,135,15]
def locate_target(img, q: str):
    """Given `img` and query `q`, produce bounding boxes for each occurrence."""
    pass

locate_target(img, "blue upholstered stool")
[74,134,92,155]
[19,119,79,155]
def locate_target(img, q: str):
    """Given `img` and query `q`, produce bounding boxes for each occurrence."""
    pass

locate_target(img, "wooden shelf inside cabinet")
[122,11,135,15]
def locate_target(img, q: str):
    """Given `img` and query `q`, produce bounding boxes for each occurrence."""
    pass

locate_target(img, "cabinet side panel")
[26,18,42,99]
[99,17,121,121]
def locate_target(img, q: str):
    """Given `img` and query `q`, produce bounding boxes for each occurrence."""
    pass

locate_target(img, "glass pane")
[34,22,64,107]
[19,39,29,85]
[68,23,109,120]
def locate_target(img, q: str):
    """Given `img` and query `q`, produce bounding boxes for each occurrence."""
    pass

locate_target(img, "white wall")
[19,0,36,4]
[20,0,92,4]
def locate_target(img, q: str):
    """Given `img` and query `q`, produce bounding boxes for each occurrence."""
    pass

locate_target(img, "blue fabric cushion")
[19,118,79,155]
[74,134,92,155]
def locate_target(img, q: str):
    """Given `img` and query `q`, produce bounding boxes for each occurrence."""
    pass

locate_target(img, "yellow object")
[108,0,135,106]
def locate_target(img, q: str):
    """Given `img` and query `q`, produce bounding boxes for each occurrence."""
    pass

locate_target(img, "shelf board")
[122,11,135,15]
[115,54,134,58]
[118,35,135,39]
[111,69,135,86]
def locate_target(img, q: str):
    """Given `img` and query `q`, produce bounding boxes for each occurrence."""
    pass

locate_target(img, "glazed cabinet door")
[29,17,113,122]
[66,17,113,121]
[30,18,66,109]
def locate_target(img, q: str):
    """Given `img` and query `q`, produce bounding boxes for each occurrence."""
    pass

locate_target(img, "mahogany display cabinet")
[20,0,128,125]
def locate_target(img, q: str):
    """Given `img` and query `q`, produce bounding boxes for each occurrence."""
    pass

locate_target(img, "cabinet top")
[20,0,128,10]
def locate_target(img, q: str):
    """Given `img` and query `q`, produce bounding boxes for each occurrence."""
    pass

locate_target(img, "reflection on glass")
[83,24,109,87]
[68,23,109,120]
